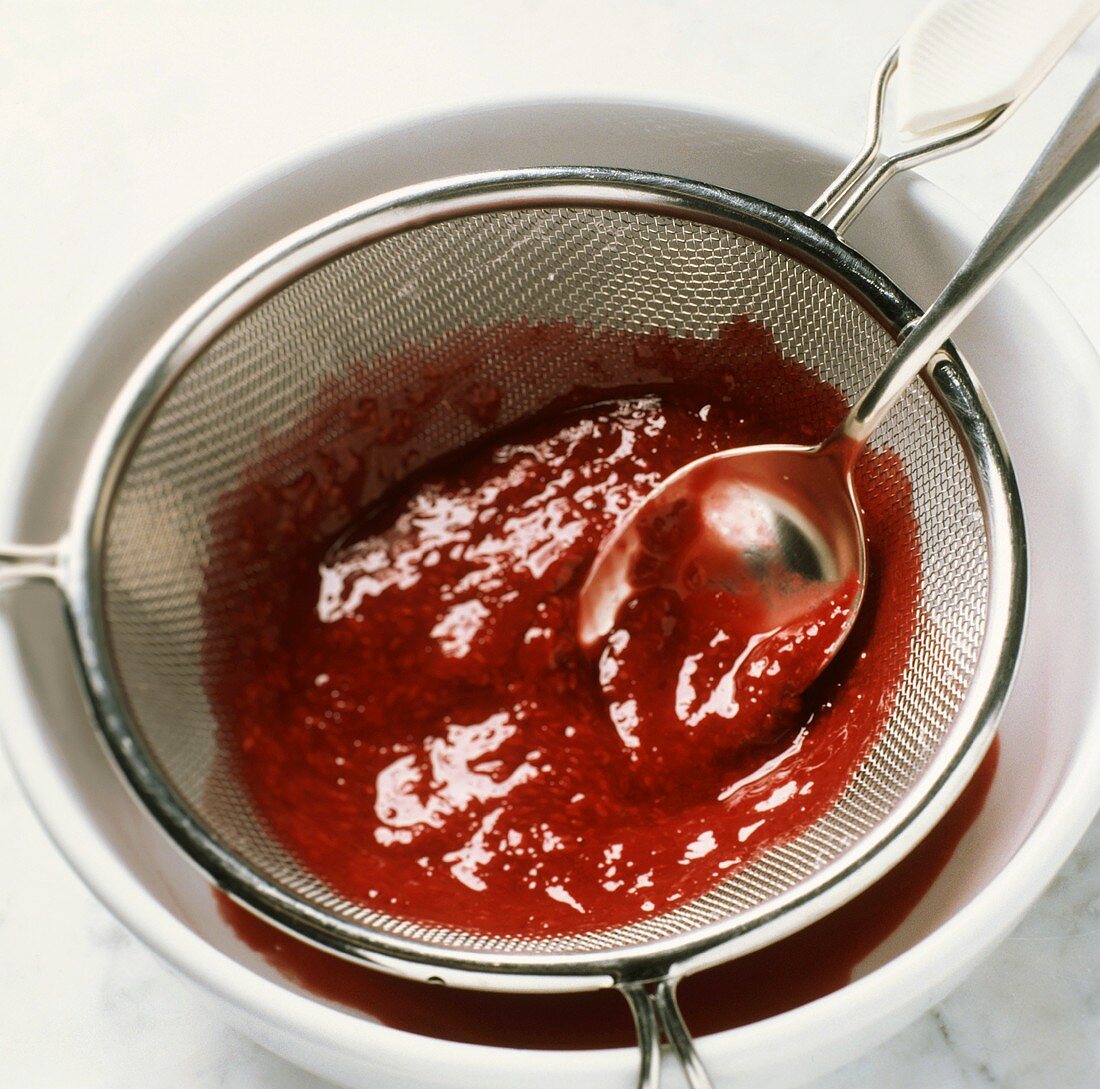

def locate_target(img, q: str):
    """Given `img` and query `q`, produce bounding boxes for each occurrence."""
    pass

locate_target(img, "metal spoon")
[578,69,1100,657]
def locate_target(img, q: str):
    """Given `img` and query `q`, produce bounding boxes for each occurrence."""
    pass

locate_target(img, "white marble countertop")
[1,2,1098,1086]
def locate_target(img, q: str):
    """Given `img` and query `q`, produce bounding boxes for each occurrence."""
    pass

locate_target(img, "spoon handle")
[840,67,1100,447]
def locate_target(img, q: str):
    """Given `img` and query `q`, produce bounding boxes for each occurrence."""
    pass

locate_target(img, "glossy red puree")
[216,736,997,1048]
[204,318,921,937]
[593,482,861,763]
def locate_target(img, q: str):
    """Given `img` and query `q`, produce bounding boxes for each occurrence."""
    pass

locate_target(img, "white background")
[1,2,1098,1087]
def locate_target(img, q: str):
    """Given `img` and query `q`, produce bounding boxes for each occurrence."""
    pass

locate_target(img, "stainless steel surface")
[0,543,61,588]
[624,984,662,1089]
[844,67,1100,443]
[654,981,715,1089]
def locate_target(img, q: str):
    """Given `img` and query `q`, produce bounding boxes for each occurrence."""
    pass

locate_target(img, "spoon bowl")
[577,439,866,652]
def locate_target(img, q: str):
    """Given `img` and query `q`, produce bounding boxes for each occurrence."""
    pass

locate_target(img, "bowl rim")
[1,96,1099,1082]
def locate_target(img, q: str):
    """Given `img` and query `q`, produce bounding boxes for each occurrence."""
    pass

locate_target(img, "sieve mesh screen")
[99,204,986,958]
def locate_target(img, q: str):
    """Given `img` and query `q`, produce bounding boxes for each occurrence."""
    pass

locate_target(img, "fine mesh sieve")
[103,199,990,961]
[0,49,1032,1089]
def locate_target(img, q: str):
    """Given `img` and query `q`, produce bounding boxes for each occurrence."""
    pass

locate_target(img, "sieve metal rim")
[58,167,1025,990]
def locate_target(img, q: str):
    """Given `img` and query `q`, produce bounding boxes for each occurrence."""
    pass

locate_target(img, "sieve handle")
[809,0,1100,234]
[838,66,1100,447]
[0,543,62,589]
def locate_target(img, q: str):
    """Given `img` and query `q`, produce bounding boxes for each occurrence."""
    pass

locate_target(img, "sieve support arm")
[623,984,663,1089]
[0,542,62,589]
[622,979,716,1089]
[808,45,1011,235]
[838,66,1100,447]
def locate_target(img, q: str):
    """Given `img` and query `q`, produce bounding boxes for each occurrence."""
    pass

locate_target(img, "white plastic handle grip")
[898,0,1100,136]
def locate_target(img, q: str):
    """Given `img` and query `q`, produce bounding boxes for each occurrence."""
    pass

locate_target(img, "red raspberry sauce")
[203,319,921,937]
[215,735,997,1047]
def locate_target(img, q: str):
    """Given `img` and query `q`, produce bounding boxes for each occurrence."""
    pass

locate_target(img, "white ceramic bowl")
[2,102,1100,1089]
